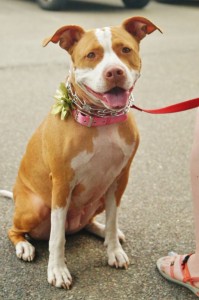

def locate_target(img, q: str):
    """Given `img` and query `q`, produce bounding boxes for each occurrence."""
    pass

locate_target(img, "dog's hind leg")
[8,190,48,262]
[85,220,126,243]
[0,187,35,261]
[9,224,36,262]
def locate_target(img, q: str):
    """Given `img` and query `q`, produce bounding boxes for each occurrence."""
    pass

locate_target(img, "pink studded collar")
[72,109,128,127]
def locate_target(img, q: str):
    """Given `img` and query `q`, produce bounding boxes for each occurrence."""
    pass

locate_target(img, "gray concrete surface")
[0,0,199,299]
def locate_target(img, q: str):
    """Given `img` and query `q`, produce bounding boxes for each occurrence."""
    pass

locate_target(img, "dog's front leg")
[47,180,72,289]
[104,183,129,270]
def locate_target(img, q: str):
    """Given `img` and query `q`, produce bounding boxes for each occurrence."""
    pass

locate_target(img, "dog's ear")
[42,25,85,52]
[122,16,162,41]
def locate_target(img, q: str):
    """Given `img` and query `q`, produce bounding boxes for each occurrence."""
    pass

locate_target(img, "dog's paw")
[107,247,129,269]
[48,262,72,289]
[15,241,35,262]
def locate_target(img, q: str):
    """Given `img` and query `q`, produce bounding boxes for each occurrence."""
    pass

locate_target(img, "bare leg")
[157,109,199,288]
[190,108,199,260]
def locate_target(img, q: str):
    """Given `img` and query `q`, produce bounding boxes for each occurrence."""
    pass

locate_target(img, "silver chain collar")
[66,81,134,118]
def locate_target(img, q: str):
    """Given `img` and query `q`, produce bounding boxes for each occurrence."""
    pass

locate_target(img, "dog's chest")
[64,125,134,233]
[71,126,133,203]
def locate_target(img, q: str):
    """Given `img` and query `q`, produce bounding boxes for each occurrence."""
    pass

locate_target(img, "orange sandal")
[157,254,199,297]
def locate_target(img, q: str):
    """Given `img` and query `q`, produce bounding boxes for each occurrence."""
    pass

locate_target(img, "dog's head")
[43,17,161,110]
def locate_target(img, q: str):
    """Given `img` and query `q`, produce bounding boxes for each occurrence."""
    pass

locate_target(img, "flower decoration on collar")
[51,82,74,120]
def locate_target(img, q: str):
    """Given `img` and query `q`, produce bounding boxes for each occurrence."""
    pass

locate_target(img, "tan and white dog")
[0,17,161,289]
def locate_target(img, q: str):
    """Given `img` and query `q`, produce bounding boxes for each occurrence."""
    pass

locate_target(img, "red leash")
[131,97,199,114]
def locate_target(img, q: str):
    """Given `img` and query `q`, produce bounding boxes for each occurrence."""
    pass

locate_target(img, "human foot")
[157,253,199,296]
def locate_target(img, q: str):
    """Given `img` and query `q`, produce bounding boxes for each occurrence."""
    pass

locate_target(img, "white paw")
[48,262,72,289]
[16,241,35,262]
[107,247,129,269]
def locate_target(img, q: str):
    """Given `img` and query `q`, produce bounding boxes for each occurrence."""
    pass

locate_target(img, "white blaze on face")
[74,27,139,95]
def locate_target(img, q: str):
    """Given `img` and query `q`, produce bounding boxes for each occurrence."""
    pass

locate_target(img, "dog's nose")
[104,66,125,81]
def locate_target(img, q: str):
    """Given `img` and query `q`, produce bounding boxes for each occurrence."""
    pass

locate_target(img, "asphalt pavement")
[1,0,199,299]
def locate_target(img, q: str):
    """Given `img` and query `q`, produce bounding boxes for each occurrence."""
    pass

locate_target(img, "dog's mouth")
[85,86,132,109]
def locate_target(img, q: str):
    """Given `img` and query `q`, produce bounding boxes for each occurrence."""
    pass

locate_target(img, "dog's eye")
[122,47,131,54]
[87,52,96,59]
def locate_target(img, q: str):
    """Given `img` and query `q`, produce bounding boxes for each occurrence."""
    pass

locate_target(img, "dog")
[0,16,161,289]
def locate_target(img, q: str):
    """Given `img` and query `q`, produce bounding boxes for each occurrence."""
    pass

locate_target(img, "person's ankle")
[187,253,199,272]
[191,252,199,263]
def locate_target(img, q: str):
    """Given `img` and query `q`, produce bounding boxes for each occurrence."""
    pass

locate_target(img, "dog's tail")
[0,190,13,199]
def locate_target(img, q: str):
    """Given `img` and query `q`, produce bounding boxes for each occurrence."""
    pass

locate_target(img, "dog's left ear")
[122,16,162,41]
[42,25,85,52]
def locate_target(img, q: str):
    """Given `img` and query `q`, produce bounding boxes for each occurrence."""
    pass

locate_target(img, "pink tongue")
[102,90,130,108]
